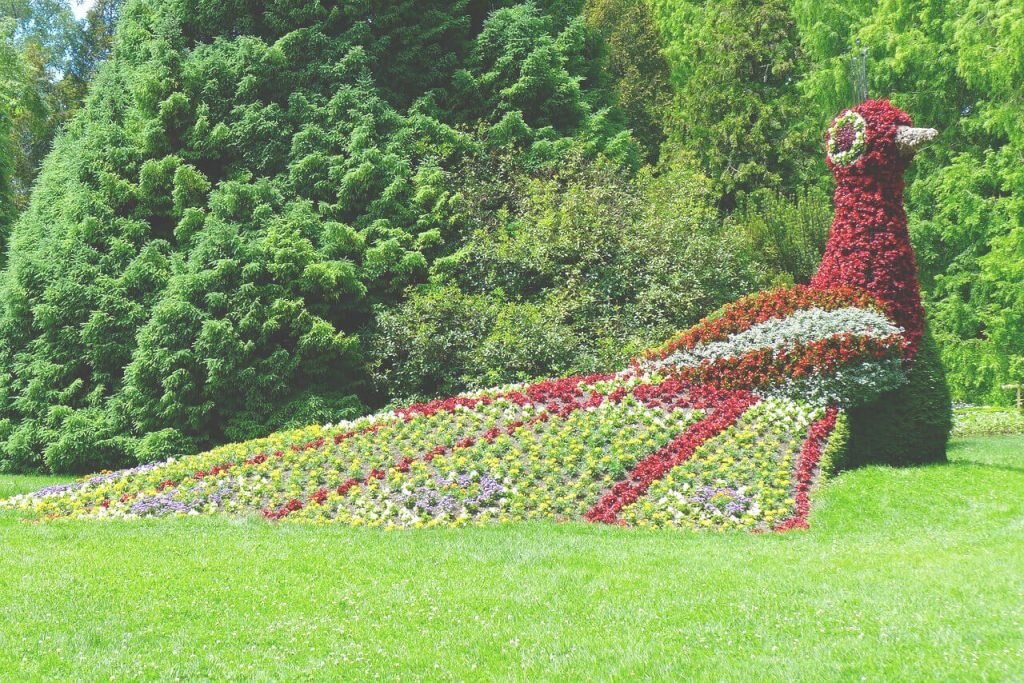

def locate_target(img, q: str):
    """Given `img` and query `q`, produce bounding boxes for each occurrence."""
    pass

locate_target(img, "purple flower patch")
[689,486,753,517]
[130,494,193,517]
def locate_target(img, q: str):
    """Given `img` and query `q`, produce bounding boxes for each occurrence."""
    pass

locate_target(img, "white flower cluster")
[827,110,868,166]
[648,306,901,372]
[761,358,907,407]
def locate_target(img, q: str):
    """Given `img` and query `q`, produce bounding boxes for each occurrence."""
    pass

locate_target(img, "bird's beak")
[895,126,938,154]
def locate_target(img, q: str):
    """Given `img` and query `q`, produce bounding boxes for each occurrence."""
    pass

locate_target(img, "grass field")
[1,436,1022,681]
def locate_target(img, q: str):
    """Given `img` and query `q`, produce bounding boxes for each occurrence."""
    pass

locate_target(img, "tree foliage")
[652,0,810,207]
[0,0,124,237]
[653,0,1024,404]
[370,150,761,401]
[583,0,672,161]
[0,16,35,244]
[0,0,644,472]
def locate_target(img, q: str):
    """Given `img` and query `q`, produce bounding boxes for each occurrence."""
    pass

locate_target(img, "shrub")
[842,326,952,468]
[952,407,1024,437]
[726,187,831,285]
[371,151,763,402]
[42,409,133,475]
[135,429,197,465]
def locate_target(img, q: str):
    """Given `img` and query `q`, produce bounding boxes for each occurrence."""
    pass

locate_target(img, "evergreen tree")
[72,0,123,79]
[584,0,672,161]
[0,16,37,250]
[0,0,638,472]
[653,0,808,208]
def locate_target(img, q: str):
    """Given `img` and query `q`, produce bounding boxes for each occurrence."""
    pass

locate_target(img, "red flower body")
[811,99,925,357]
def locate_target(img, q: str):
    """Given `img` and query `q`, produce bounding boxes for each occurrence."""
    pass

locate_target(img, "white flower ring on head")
[826,110,867,166]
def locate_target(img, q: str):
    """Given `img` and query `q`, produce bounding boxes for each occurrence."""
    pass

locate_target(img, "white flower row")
[646,306,901,372]
[759,358,907,407]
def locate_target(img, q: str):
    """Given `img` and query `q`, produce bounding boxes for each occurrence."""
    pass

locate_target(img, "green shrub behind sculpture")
[843,327,952,468]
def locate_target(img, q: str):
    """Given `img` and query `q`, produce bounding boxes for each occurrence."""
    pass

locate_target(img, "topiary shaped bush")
[843,326,952,468]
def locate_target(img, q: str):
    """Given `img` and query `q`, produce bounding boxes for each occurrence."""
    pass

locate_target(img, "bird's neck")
[811,171,925,356]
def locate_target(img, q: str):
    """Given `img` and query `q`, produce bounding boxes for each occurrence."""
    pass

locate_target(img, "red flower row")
[773,407,839,532]
[585,390,759,524]
[632,378,741,412]
[394,373,616,420]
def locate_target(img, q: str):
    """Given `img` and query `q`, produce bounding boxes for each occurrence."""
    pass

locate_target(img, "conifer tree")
[0,0,637,472]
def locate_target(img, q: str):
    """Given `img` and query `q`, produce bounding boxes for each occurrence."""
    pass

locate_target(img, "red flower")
[586,387,759,524]
[263,498,305,520]
[209,462,233,477]
[337,479,359,496]
[774,408,839,532]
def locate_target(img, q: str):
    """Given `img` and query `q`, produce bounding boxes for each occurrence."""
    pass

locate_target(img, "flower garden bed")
[3,294,887,531]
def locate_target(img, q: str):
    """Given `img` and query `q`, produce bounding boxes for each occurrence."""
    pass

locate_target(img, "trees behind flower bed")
[0,0,732,474]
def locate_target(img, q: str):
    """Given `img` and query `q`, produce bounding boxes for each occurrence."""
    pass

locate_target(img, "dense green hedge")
[843,327,952,468]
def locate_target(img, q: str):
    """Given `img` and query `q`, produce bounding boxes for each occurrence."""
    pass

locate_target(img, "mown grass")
[1,437,1022,682]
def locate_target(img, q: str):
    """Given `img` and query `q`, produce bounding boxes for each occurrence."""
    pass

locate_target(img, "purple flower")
[32,482,78,499]
[130,494,193,517]
[85,462,162,487]
[399,473,504,518]
[689,486,753,517]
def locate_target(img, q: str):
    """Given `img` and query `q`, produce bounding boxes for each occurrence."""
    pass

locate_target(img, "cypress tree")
[0,0,636,473]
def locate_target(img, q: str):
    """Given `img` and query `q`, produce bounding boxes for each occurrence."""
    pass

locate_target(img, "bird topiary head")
[824,99,935,180]
[813,98,935,356]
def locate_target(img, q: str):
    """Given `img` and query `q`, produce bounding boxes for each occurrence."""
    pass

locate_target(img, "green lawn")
[1,437,1022,682]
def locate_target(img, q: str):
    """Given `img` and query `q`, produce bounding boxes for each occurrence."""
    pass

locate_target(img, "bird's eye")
[827,111,867,166]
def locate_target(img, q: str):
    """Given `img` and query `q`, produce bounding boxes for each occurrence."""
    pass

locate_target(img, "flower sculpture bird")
[812,99,935,356]
[4,101,951,530]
